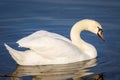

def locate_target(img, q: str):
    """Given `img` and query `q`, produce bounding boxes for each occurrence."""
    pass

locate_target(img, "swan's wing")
[16,30,84,59]
[21,36,82,59]
[17,30,71,48]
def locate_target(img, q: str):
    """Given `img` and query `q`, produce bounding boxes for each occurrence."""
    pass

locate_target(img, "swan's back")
[17,30,71,48]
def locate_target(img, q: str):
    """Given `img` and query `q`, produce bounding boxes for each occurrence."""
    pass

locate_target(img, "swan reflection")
[10,59,100,80]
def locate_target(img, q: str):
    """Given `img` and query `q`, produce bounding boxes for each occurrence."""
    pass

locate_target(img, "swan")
[4,19,104,65]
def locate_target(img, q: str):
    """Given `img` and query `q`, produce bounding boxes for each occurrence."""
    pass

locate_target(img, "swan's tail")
[4,43,24,64]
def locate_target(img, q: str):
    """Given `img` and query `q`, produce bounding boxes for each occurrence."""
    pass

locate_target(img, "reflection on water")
[7,59,103,80]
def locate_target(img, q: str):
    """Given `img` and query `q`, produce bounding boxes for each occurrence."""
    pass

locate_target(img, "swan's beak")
[97,28,104,41]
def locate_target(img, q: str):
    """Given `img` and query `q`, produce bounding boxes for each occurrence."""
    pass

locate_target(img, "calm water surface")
[0,0,120,80]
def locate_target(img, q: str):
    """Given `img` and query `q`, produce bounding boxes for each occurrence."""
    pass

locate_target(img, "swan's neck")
[70,22,97,58]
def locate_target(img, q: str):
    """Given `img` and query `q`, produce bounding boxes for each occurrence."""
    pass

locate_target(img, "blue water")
[0,0,120,80]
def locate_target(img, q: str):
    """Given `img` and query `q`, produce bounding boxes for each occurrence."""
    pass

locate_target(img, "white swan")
[4,19,104,65]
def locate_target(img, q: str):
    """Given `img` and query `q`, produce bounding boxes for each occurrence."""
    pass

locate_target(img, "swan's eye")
[97,27,103,32]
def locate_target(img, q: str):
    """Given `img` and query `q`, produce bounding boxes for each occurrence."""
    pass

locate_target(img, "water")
[0,0,120,80]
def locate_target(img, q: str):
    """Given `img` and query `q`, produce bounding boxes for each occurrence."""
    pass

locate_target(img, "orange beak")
[97,28,104,41]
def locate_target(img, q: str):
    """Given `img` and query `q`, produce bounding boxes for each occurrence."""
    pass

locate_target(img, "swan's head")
[79,19,104,41]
